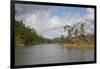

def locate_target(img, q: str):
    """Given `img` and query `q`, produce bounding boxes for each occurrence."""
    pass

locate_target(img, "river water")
[15,44,94,65]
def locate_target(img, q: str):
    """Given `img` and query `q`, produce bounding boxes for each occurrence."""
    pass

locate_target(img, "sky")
[15,4,95,39]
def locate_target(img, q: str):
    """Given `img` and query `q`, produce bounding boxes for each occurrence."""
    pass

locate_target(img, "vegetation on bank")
[15,20,94,49]
[63,44,94,50]
[15,20,52,47]
[59,22,94,49]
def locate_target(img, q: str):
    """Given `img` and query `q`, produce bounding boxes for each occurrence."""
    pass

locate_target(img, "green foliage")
[15,20,52,47]
[15,20,94,47]
[63,22,94,44]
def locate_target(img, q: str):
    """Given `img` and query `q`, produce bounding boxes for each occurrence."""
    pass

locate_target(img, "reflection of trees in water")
[66,49,85,61]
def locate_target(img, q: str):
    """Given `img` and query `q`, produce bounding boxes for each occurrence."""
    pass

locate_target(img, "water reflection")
[15,44,94,65]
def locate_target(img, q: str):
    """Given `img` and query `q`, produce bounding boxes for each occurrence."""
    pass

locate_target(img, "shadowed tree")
[64,25,74,41]
[64,25,70,32]
[61,35,64,40]
[79,22,87,43]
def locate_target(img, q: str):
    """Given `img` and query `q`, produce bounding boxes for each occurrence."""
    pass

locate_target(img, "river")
[15,44,94,65]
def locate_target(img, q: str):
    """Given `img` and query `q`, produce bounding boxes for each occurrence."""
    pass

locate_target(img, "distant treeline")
[15,20,94,47]
[15,20,52,47]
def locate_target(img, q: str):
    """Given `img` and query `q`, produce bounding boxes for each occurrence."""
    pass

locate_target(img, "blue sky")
[15,4,94,39]
[49,6,87,18]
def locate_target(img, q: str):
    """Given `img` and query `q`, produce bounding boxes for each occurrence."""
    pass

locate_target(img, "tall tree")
[79,22,86,42]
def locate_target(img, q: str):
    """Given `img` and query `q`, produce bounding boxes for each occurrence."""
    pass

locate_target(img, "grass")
[63,43,94,50]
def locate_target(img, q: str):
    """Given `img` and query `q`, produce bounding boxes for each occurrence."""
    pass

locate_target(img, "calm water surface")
[15,44,94,65]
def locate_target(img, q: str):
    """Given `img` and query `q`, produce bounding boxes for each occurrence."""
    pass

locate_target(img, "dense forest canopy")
[15,20,52,47]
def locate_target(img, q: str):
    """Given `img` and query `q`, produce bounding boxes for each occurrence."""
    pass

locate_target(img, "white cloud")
[83,8,94,34]
[87,8,94,13]
[84,12,94,21]
[49,16,62,28]
[41,13,84,39]
[84,8,94,21]
[15,4,95,39]
[24,11,51,35]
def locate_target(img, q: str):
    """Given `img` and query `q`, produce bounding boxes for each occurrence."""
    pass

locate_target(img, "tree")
[64,25,74,40]
[61,35,64,40]
[15,20,52,47]
[78,22,87,44]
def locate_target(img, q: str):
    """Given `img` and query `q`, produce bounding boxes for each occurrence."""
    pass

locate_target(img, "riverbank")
[63,44,94,50]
